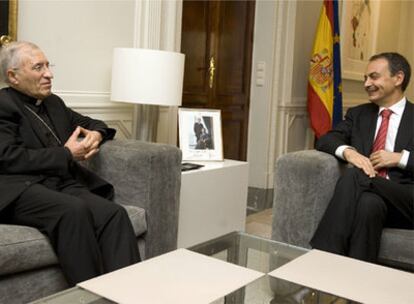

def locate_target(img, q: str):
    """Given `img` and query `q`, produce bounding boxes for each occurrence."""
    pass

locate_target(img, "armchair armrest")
[271,150,343,248]
[86,139,182,259]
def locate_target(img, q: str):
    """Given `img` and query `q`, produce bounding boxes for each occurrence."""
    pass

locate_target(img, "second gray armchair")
[271,150,414,271]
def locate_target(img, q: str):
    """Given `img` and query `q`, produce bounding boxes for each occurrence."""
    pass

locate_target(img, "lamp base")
[133,104,159,142]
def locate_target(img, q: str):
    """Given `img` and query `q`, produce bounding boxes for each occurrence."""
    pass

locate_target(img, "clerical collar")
[9,87,43,106]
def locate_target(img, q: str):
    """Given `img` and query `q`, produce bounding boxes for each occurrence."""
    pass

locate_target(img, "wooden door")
[181,0,255,161]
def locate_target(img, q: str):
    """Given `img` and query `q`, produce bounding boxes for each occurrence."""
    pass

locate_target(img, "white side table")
[178,159,249,248]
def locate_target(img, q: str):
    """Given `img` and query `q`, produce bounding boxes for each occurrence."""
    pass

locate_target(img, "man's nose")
[43,68,53,79]
[364,77,371,88]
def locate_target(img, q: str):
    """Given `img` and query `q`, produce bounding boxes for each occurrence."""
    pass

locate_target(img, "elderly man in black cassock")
[0,41,140,285]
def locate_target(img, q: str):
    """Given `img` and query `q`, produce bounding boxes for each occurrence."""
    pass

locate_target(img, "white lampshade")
[111,48,185,106]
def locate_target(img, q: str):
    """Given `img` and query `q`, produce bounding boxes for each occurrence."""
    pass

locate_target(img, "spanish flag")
[308,0,342,138]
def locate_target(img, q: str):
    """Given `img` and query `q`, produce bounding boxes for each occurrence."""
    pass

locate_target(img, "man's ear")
[394,71,404,88]
[7,69,18,85]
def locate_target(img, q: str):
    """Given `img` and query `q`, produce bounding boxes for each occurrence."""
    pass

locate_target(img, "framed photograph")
[178,108,223,161]
[0,0,18,47]
[341,0,381,80]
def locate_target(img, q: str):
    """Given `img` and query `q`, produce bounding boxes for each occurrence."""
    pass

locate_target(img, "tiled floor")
[245,208,272,239]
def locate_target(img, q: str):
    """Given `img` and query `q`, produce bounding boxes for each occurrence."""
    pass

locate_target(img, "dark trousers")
[310,168,414,263]
[2,178,140,285]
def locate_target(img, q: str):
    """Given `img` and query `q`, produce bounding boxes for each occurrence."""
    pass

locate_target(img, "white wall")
[341,0,414,106]
[19,0,135,92]
[247,0,319,189]
[247,0,277,189]
[17,0,182,141]
[400,1,414,100]
[18,0,137,138]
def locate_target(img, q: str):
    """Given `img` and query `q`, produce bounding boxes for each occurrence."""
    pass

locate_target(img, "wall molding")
[55,90,131,109]
[268,92,370,188]
[274,96,371,162]
[280,97,368,111]
[263,0,297,189]
[55,90,133,139]
[104,120,133,139]
[276,104,313,156]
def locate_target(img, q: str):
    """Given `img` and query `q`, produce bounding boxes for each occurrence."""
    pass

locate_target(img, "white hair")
[0,41,41,84]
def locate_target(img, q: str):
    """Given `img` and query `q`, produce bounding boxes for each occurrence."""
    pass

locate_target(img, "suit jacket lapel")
[394,100,413,152]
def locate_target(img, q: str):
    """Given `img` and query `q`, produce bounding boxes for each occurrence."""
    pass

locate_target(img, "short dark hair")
[369,52,411,92]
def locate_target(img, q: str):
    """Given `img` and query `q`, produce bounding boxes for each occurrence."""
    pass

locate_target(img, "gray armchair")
[271,150,414,271]
[0,139,182,303]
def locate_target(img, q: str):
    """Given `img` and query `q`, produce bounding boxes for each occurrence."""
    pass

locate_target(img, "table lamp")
[111,48,185,141]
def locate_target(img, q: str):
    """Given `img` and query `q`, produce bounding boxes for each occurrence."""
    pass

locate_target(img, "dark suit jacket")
[0,87,116,211]
[316,100,414,185]
[194,122,203,140]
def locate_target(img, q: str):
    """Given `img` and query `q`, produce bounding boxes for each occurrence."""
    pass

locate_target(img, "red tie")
[372,109,392,177]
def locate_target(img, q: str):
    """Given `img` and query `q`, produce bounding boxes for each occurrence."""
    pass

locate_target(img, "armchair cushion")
[380,228,414,269]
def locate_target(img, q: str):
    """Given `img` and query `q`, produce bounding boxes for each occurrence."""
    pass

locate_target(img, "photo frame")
[178,108,223,161]
[0,0,18,47]
[341,0,380,80]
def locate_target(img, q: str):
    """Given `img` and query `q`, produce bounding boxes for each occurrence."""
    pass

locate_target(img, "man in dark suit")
[0,41,140,285]
[310,52,413,263]
[193,117,203,142]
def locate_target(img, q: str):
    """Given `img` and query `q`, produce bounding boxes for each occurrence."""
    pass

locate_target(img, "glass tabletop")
[29,286,113,304]
[188,231,350,304]
[31,231,351,304]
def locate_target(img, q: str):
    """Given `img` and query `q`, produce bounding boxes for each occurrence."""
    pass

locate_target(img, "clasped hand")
[64,126,103,161]
[343,148,401,178]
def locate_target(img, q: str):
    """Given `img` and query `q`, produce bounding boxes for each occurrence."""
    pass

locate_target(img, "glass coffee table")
[189,232,349,304]
[31,231,349,304]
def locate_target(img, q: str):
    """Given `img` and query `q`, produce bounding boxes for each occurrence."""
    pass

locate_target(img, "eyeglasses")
[31,63,55,73]
[12,63,55,73]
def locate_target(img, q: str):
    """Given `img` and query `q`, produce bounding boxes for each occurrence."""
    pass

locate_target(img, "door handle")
[208,56,215,89]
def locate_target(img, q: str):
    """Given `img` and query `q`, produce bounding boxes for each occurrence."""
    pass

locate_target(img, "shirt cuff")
[398,150,409,169]
[335,145,354,160]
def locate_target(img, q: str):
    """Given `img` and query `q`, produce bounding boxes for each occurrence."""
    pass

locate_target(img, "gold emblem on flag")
[309,49,333,91]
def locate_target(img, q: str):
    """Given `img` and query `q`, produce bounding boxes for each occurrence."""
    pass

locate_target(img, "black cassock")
[0,87,140,285]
